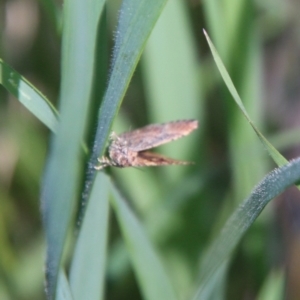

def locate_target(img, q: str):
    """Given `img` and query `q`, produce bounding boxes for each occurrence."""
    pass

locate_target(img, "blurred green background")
[1,0,300,299]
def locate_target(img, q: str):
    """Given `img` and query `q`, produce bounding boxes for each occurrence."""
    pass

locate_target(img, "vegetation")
[0,0,299,299]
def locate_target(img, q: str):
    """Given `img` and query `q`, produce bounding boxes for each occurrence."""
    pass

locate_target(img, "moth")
[95,119,198,170]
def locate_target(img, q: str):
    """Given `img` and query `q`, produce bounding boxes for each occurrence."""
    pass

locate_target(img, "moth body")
[95,119,198,170]
[108,134,138,167]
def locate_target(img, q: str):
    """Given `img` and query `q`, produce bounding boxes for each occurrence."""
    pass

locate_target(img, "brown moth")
[95,119,198,170]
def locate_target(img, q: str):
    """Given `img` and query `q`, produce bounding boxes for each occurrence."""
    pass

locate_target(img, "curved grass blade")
[193,157,300,299]
[110,184,178,300]
[41,0,105,298]
[87,0,169,178]
[0,59,58,132]
[203,30,288,167]
[69,173,109,300]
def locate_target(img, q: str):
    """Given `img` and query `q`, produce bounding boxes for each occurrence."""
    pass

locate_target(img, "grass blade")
[69,173,109,300]
[41,0,105,298]
[142,0,201,182]
[89,0,169,171]
[110,184,178,300]
[82,0,170,225]
[193,157,300,299]
[0,59,58,132]
[203,29,288,167]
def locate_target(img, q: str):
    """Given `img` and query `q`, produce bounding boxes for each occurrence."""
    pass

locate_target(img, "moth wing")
[119,120,198,152]
[134,151,193,167]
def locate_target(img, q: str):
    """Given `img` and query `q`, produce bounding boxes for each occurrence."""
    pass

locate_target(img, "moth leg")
[109,131,118,141]
[94,156,112,170]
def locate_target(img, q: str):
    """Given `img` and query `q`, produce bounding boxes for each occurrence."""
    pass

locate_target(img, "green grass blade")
[142,0,201,182]
[69,173,109,300]
[193,157,300,299]
[203,30,288,167]
[56,270,74,300]
[89,0,169,167]
[0,59,58,132]
[143,0,200,123]
[41,0,105,298]
[195,261,228,300]
[110,184,178,300]
[228,25,266,199]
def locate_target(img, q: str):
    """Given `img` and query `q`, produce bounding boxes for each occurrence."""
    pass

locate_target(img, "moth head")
[108,134,129,156]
